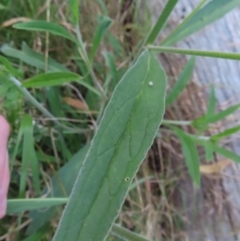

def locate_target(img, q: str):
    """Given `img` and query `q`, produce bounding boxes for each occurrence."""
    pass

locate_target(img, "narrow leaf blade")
[166,57,195,106]
[7,198,68,214]
[111,224,152,241]
[22,72,81,88]
[208,103,240,123]
[207,85,216,118]
[53,50,167,241]
[210,143,240,163]
[145,0,179,45]
[163,0,240,46]
[90,15,112,62]
[172,127,200,185]
[13,21,77,43]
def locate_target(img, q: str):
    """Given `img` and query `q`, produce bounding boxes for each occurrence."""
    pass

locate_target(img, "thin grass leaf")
[207,85,216,118]
[210,143,240,163]
[7,198,68,214]
[201,141,214,161]
[0,55,20,76]
[1,43,67,72]
[211,125,240,142]
[102,51,119,88]
[22,72,101,96]
[111,224,152,241]
[162,0,240,46]
[69,0,81,24]
[22,72,81,87]
[53,50,167,241]
[172,127,200,185]
[148,45,240,61]
[19,115,40,197]
[145,0,179,45]
[27,146,89,235]
[90,15,112,62]
[13,21,77,43]
[166,57,195,106]
[21,42,69,72]
[207,103,240,123]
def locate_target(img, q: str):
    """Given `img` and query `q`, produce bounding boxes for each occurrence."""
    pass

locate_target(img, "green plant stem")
[162,119,191,126]
[9,76,61,126]
[161,0,207,46]
[75,24,106,98]
[148,45,240,60]
[111,224,152,241]
[160,128,210,141]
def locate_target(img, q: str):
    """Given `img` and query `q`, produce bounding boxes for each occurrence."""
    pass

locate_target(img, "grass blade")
[162,0,207,46]
[206,85,216,118]
[172,127,200,185]
[7,198,68,214]
[111,224,152,241]
[207,103,240,123]
[145,0,179,45]
[166,57,195,106]
[90,15,112,62]
[19,115,40,197]
[162,0,240,46]
[1,43,68,72]
[211,125,240,142]
[69,0,81,24]
[0,55,20,77]
[13,21,77,43]
[53,50,167,241]
[210,143,240,163]
[22,72,101,96]
[23,72,81,87]
[148,45,240,61]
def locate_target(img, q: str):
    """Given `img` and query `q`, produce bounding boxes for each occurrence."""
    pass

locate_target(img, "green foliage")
[1,0,240,240]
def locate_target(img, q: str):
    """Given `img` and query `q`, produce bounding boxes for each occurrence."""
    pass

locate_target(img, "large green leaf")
[162,0,240,46]
[53,50,167,241]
